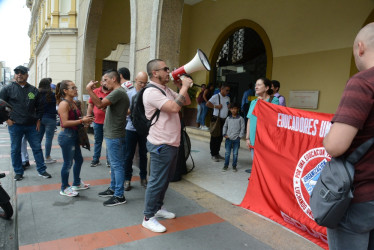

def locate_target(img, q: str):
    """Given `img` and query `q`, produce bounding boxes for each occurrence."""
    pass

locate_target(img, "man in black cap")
[0,65,51,181]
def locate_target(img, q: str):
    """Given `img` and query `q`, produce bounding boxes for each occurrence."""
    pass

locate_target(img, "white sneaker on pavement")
[45,158,57,164]
[155,208,176,219]
[201,125,209,131]
[142,217,166,233]
[71,181,90,191]
[60,187,79,197]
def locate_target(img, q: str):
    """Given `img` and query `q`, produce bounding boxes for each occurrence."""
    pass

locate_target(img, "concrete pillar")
[51,0,59,28]
[68,0,77,28]
[157,0,184,71]
[76,0,104,100]
[47,0,51,27]
[131,0,184,79]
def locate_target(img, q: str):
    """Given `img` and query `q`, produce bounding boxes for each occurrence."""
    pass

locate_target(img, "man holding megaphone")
[141,59,193,233]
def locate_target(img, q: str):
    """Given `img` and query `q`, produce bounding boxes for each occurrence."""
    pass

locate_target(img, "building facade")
[26,0,374,124]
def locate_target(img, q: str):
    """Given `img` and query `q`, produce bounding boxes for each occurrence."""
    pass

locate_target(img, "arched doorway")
[210,20,272,105]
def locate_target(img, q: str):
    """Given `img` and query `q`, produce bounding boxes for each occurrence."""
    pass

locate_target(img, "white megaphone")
[170,49,211,87]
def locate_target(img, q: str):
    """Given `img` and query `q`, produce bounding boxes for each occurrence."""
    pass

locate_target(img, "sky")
[0,0,30,70]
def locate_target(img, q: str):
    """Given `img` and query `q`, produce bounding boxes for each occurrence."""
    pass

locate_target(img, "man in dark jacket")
[0,65,51,181]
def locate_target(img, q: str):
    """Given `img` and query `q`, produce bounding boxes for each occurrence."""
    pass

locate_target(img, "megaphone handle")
[179,75,194,88]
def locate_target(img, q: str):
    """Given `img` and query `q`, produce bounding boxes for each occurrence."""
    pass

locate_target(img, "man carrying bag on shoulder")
[206,84,230,162]
[323,22,374,249]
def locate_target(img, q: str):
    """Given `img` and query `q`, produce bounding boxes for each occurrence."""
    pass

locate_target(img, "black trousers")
[210,118,225,156]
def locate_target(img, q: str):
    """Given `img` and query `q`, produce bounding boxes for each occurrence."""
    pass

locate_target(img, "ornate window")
[215,27,267,103]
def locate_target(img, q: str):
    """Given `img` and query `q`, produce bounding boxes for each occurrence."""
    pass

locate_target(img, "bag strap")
[145,84,166,125]
[347,137,374,164]
[217,94,221,118]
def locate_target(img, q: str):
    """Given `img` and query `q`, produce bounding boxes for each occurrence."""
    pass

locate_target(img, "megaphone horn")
[170,49,211,87]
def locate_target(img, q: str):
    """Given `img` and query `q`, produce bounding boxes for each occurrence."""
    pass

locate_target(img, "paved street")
[0,126,321,250]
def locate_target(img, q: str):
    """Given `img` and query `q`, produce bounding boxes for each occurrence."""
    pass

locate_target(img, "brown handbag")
[63,99,91,150]
[209,94,221,137]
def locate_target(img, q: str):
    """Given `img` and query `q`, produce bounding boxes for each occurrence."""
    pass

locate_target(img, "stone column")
[157,0,184,71]
[76,0,104,100]
[51,0,59,28]
[68,0,77,28]
[131,0,184,79]
[47,0,51,27]
[41,3,45,32]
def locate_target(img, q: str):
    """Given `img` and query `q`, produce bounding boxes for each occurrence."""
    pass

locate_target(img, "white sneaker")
[45,158,57,164]
[201,125,209,131]
[60,187,78,197]
[142,216,166,233]
[155,208,176,219]
[71,181,90,191]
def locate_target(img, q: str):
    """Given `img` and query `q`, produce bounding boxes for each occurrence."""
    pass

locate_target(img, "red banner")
[239,100,334,249]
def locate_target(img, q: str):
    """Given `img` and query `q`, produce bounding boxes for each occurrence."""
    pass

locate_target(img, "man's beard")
[16,79,27,84]
[158,75,169,84]
[102,85,109,91]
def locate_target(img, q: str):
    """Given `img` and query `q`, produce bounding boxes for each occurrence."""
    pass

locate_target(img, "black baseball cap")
[14,65,29,73]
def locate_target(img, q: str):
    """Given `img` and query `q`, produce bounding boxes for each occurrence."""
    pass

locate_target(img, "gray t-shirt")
[104,87,129,139]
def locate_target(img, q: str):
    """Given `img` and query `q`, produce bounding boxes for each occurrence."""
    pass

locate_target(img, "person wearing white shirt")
[206,84,231,162]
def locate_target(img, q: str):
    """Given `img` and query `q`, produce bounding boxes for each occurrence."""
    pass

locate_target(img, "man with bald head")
[323,23,374,248]
[124,72,149,191]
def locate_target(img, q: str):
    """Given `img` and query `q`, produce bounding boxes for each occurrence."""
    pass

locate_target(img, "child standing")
[222,103,245,172]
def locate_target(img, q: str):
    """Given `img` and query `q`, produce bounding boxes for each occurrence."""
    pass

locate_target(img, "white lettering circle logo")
[293,147,331,219]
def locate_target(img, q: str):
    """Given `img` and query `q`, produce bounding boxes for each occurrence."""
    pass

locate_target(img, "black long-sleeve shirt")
[0,82,43,125]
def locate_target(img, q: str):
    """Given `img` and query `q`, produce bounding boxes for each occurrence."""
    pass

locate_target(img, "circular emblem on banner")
[293,147,331,219]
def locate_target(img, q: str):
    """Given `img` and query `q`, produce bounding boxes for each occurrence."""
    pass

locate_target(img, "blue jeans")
[224,138,240,167]
[21,135,29,163]
[124,130,147,181]
[58,129,83,191]
[144,141,178,218]
[92,123,110,163]
[8,124,46,175]
[39,117,56,158]
[105,137,126,197]
[196,103,202,124]
[197,102,208,125]
[327,200,374,249]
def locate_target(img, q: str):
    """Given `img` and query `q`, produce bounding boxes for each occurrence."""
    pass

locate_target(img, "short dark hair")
[147,59,163,78]
[104,69,120,83]
[221,83,230,89]
[118,67,130,80]
[229,102,240,109]
[271,80,280,90]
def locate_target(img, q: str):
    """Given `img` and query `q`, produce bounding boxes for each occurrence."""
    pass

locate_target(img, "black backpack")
[130,84,166,135]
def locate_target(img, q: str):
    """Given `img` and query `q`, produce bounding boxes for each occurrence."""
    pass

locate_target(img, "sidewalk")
[0,126,322,250]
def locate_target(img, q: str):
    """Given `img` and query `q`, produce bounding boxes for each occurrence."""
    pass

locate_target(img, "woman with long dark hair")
[56,80,94,197]
[38,78,57,163]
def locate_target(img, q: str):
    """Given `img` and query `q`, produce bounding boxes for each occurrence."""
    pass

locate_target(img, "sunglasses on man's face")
[14,70,26,75]
[154,67,170,72]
